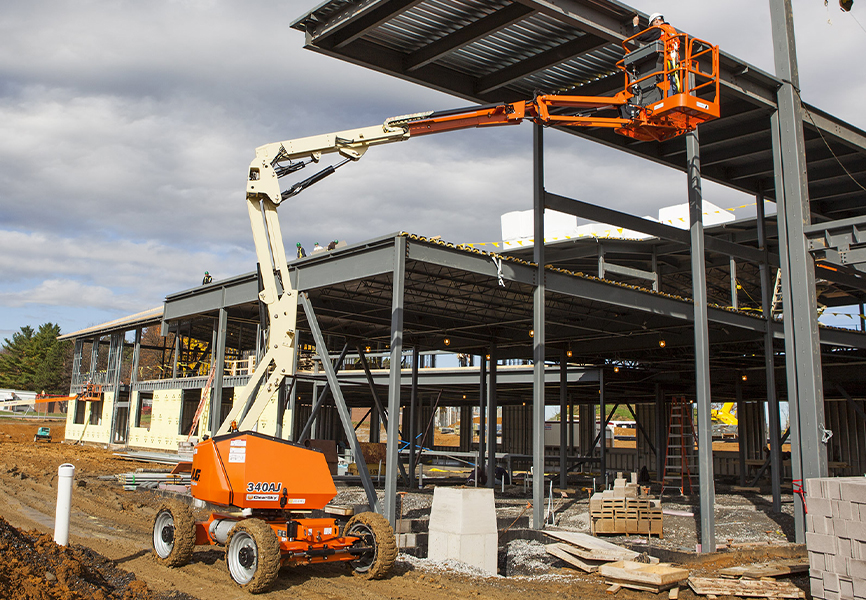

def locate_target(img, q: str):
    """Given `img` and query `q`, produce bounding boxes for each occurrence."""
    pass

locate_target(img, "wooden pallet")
[688,577,806,599]
[600,561,689,593]
[718,559,808,579]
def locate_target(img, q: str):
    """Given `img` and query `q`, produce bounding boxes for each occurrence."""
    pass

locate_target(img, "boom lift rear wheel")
[345,512,396,579]
[225,519,281,593]
[151,500,195,566]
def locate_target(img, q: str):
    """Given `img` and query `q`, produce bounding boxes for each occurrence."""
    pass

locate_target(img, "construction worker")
[631,13,681,95]
[296,242,306,258]
[327,239,338,251]
[202,271,213,285]
[312,241,324,253]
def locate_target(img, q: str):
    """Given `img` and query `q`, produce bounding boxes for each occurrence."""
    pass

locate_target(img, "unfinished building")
[59,0,866,554]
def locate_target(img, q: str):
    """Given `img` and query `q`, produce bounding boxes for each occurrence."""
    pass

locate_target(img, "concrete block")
[394,519,413,534]
[849,522,866,543]
[831,555,841,571]
[813,577,827,598]
[826,591,841,600]
[396,533,417,547]
[808,515,816,533]
[840,538,854,559]
[849,559,866,579]
[835,501,854,521]
[837,555,851,575]
[840,577,854,599]
[841,481,866,503]
[827,517,838,537]
[826,572,841,592]
[838,520,851,540]
[826,480,843,501]
[853,577,866,598]
[427,487,498,575]
[813,552,828,570]
[810,532,840,554]
[854,540,866,560]
[811,498,834,518]
[809,478,828,499]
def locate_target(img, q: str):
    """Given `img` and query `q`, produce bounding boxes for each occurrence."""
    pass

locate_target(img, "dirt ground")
[0,417,809,600]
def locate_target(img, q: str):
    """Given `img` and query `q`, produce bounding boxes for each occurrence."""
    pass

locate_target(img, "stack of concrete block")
[590,472,662,537]
[805,476,866,600]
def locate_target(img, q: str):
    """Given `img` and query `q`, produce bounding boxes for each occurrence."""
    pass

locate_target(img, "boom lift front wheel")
[345,512,397,579]
[225,519,281,593]
[151,500,195,567]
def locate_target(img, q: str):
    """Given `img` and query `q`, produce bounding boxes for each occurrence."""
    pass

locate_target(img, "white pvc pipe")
[54,463,75,546]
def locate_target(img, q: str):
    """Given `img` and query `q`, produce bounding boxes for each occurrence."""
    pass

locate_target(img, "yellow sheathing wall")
[63,391,114,444]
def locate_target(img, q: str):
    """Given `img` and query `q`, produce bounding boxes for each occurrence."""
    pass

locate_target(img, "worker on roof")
[296,242,306,258]
[312,241,324,253]
[202,271,213,285]
[327,240,338,251]
[631,13,681,95]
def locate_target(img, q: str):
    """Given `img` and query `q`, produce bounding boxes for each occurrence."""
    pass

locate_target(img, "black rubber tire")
[151,500,195,567]
[224,519,281,593]
[345,512,397,580]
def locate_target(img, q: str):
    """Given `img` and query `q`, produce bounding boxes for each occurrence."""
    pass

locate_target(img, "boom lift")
[151,28,719,593]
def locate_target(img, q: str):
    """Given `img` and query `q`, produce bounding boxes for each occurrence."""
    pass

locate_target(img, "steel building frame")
[288,0,866,548]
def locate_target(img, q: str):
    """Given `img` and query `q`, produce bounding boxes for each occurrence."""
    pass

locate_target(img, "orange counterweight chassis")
[194,513,366,567]
[400,29,719,143]
[187,431,367,566]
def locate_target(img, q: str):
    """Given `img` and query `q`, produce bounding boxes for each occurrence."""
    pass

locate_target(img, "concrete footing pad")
[427,487,498,574]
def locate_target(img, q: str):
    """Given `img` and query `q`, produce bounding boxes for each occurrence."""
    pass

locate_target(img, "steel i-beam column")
[736,378,747,487]
[560,348,568,489]
[487,343,498,487]
[756,191,782,511]
[131,328,142,386]
[479,353,487,481]
[655,384,665,480]
[769,0,828,542]
[687,129,716,553]
[210,305,228,435]
[599,369,606,487]
[385,236,407,526]
[532,122,546,529]
[409,346,419,488]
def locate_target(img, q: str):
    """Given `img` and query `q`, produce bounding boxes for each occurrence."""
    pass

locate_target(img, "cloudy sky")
[1,0,864,340]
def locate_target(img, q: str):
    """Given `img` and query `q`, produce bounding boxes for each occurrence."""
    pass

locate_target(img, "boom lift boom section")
[218,28,719,437]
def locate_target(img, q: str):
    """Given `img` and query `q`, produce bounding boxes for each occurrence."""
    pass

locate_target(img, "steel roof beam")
[303,36,497,102]
[405,3,535,72]
[803,105,866,154]
[518,0,633,43]
[310,0,426,50]
[545,191,767,263]
[475,33,608,95]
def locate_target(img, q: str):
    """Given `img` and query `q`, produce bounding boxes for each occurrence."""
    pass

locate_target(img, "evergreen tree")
[0,323,71,394]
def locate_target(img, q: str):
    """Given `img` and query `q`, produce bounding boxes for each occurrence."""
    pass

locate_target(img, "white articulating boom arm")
[216,30,720,435]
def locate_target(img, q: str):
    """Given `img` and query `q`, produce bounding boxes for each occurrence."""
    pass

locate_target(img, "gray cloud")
[0,0,863,337]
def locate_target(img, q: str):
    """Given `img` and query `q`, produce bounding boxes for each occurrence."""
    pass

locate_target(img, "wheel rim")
[228,530,258,584]
[348,523,376,572]
[153,511,175,558]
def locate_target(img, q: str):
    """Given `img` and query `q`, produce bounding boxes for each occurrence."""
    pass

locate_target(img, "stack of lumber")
[688,577,806,599]
[718,559,809,580]
[803,476,866,600]
[545,530,658,573]
[590,472,663,537]
[600,560,688,595]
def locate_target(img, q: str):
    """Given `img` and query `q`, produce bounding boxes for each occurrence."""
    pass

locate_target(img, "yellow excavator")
[711,402,738,426]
